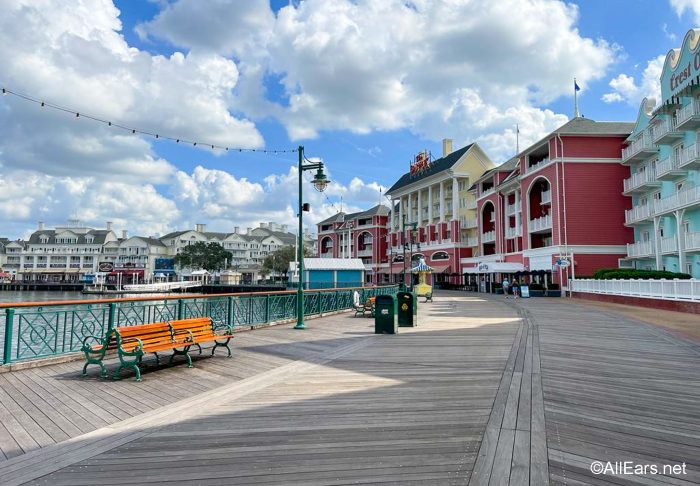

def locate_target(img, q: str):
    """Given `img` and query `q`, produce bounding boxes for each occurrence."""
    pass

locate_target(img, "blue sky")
[1,0,699,238]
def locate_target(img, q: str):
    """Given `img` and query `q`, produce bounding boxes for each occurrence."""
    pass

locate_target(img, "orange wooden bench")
[82,317,234,382]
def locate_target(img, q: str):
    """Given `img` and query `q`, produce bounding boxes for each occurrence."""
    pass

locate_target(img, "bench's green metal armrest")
[173,328,195,343]
[118,336,143,355]
[81,334,108,352]
[214,325,234,337]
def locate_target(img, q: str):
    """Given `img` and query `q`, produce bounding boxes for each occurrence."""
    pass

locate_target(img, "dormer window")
[39,235,49,244]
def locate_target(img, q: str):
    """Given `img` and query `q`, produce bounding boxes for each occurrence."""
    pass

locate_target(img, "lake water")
[0,290,200,304]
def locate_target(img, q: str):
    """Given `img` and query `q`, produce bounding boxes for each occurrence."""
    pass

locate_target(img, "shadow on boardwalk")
[2,292,700,485]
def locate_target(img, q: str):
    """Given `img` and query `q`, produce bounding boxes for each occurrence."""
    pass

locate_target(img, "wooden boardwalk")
[1,292,699,484]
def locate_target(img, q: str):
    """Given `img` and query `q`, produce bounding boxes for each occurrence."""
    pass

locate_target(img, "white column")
[389,197,394,232]
[407,192,413,224]
[439,182,445,222]
[428,185,433,224]
[653,217,662,270]
[416,190,422,224]
[399,196,404,227]
[677,210,686,272]
[452,177,459,220]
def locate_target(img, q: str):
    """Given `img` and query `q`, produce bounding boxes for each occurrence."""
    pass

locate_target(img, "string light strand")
[0,86,298,154]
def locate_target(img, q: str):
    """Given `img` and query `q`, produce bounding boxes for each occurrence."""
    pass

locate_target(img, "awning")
[429,264,451,274]
[463,262,526,274]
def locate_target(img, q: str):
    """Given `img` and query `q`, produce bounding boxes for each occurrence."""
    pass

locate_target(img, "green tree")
[173,242,232,272]
[262,244,314,280]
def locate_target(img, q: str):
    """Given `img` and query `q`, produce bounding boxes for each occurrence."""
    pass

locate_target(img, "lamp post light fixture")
[295,145,329,330]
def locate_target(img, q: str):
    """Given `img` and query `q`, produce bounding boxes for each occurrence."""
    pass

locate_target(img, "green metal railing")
[1,285,398,365]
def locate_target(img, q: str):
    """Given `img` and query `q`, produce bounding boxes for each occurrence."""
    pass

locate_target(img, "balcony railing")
[654,185,700,215]
[525,157,552,174]
[679,143,700,170]
[481,230,496,243]
[623,169,659,193]
[655,155,684,180]
[528,214,552,233]
[622,131,655,162]
[624,204,652,225]
[505,225,522,239]
[465,218,477,228]
[651,118,682,143]
[686,232,700,252]
[466,200,477,210]
[626,241,653,258]
[465,236,478,247]
[661,236,678,254]
[356,249,373,257]
[676,100,700,129]
[480,187,495,198]
[505,201,521,216]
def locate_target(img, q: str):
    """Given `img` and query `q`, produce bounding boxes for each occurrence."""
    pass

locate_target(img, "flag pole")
[574,77,580,118]
[516,124,519,154]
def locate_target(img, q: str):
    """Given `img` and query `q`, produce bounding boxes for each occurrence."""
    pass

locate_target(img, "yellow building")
[384,140,496,285]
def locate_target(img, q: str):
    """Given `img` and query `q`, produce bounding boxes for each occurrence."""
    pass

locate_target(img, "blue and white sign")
[555,258,570,268]
[520,285,530,298]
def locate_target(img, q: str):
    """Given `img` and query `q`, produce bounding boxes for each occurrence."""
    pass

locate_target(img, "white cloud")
[141,0,617,161]
[602,55,664,106]
[670,0,700,23]
[0,0,264,182]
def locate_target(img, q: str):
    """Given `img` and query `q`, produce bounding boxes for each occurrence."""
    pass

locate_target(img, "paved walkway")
[0,292,698,485]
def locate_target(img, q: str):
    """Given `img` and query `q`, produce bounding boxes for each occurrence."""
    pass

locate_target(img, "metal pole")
[402,214,407,290]
[295,146,306,329]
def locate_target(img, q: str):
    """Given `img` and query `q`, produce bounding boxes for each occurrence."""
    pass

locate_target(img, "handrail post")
[107,302,117,333]
[4,308,15,365]
[227,296,234,328]
[177,299,185,320]
[265,294,270,323]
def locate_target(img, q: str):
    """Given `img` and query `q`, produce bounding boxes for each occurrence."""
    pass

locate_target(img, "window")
[432,251,449,261]
[677,180,686,193]
[686,262,693,275]
[641,230,649,242]
[682,220,690,234]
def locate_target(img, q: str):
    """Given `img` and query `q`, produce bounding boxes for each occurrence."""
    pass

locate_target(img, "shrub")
[592,268,691,280]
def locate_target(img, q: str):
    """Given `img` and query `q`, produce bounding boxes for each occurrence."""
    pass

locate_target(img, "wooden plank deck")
[2,292,700,485]
[0,293,522,485]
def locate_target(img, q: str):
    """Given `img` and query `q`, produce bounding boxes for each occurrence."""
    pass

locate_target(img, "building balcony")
[624,204,653,225]
[505,201,521,216]
[626,241,653,258]
[661,236,678,254]
[540,190,552,205]
[320,252,334,258]
[465,236,478,247]
[679,143,700,170]
[676,100,700,130]
[525,157,553,174]
[528,214,552,233]
[623,170,661,194]
[686,232,700,252]
[651,118,683,144]
[622,131,656,163]
[654,185,700,215]
[481,230,496,243]
[466,199,477,210]
[49,263,66,268]
[655,156,686,181]
[480,187,496,198]
[356,249,373,257]
[465,218,478,229]
[505,225,522,239]
[22,264,34,269]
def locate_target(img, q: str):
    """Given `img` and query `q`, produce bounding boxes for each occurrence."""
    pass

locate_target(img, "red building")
[316,205,389,284]
[465,117,634,290]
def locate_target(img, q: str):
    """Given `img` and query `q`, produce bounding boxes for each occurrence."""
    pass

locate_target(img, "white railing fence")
[571,278,700,301]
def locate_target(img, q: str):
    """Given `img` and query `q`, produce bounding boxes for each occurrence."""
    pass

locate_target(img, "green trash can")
[374,294,398,334]
[397,291,417,327]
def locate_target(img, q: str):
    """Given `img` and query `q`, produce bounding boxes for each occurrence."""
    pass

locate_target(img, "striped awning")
[411,258,433,273]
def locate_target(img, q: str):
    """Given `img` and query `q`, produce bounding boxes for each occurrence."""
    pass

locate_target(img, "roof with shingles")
[317,204,390,226]
[27,229,114,245]
[386,144,473,195]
